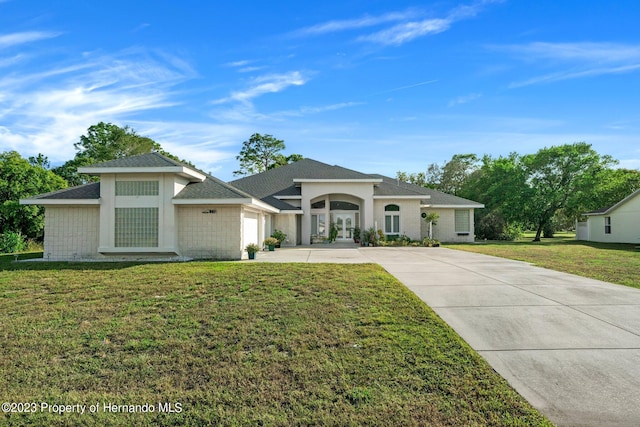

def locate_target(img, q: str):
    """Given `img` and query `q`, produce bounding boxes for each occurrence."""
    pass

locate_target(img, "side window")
[455,209,470,233]
[384,204,400,235]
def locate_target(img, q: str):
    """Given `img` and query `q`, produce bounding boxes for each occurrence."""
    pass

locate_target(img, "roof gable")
[585,189,640,216]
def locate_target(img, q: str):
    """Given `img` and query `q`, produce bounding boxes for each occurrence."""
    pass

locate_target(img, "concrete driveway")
[253,245,640,426]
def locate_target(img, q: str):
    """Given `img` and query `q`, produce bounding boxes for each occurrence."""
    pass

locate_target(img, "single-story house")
[21,153,484,260]
[577,189,640,244]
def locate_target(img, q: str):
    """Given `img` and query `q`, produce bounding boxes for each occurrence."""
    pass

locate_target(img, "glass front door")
[334,213,354,240]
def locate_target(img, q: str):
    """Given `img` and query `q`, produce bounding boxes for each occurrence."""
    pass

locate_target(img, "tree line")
[397,143,640,241]
[0,124,300,252]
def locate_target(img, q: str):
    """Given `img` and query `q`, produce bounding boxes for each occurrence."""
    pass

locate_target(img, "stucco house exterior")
[21,153,484,260]
[577,189,640,244]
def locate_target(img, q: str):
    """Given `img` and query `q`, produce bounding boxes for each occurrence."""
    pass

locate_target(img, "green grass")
[0,259,551,426]
[451,233,640,288]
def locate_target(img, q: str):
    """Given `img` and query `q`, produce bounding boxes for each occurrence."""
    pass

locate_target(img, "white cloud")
[0,53,26,68]
[448,92,482,107]
[509,64,640,88]
[0,31,61,48]
[292,10,416,37]
[358,0,500,46]
[212,71,307,105]
[493,42,640,88]
[0,48,196,164]
[359,19,451,46]
[499,42,640,63]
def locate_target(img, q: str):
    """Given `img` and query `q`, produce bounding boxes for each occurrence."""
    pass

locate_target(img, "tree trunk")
[533,223,543,241]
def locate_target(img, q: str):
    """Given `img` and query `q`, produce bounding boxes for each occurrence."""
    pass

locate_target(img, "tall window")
[455,209,470,233]
[604,216,612,234]
[311,214,326,237]
[385,204,400,235]
[115,208,159,247]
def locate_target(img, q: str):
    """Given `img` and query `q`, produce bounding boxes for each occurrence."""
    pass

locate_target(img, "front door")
[334,213,354,240]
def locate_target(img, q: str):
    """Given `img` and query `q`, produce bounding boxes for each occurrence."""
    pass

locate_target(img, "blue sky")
[1,0,639,181]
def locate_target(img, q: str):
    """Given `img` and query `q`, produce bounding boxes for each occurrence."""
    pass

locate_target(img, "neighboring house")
[21,153,484,260]
[577,189,640,244]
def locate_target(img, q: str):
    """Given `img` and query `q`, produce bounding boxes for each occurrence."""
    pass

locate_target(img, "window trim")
[604,216,612,234]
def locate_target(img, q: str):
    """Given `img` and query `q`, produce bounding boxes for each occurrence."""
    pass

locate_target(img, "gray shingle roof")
[86,152,186,168]
[231,159,483,209]
[31,182,101,200]
[230,159,376,200]
[370,174,484,207]
[174,174,254,200]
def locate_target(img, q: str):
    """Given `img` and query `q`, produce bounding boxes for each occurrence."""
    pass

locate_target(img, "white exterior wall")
[98,173,188,253]
[43,207,100,260]
[177,206,242,259]
[586,195,640,244]
[373,199,422,241]
[273,214,297,246]
[576,221,589,241]
[420,208,476,243]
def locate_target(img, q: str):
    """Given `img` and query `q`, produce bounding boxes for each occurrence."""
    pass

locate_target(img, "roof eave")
[172,197,280,213]
[20,198,100,205]
[294,178,383,183]
[374,195,430,199]
[421,204,484,209]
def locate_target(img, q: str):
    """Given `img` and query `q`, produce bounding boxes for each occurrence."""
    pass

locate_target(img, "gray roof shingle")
[32,182,101,200]
[230,159,376,200]
[174,174,254,200]
[370,174,484,207]
[86,152,186,168]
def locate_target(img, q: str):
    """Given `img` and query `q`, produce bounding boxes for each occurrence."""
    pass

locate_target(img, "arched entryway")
[310,195,362,242]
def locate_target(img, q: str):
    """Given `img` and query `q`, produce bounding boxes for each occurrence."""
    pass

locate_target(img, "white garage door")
[243,212,259,246]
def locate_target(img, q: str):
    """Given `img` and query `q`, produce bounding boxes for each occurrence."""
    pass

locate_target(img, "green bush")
[500,223,524,241]
[0,231,27,254]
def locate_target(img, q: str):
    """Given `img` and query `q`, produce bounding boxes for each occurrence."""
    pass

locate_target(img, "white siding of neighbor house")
[177,206,242,259]
[421,208,476,243]
[586,194,640,244]
[373,199,422,241]
[44,207,100,260]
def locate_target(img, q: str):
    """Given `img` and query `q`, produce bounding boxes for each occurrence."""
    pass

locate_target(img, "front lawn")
[0,261,551,426]
[451,235,640,288]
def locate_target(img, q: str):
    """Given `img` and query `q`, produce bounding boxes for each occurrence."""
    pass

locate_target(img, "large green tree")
[53,122,181,186]
[460,143,619,241]
[234,133,302,176]
[522,143,615,241]
[0,151,67,239]
[460,153,531,240]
